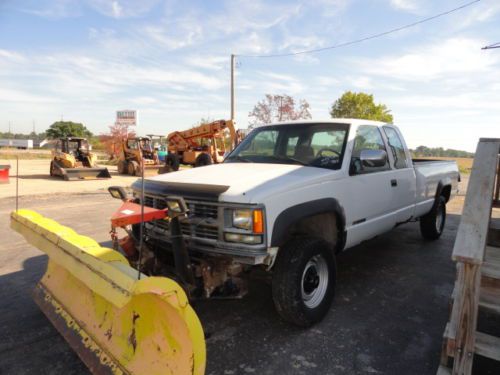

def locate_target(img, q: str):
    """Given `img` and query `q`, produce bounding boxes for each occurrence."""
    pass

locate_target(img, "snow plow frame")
[11,209,206,375]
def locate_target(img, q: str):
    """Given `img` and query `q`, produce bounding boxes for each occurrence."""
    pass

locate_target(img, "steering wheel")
[316,148,340,158]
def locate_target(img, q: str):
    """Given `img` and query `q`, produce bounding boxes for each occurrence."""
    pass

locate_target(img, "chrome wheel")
[301,255,329,309]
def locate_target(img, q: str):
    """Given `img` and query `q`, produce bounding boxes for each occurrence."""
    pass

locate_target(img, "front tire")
[272,237,336,327]
[117,160,127,174]
[194,153,213,167]
[420,195,446,240]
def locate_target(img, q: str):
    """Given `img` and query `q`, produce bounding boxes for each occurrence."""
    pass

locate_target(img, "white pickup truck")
[130,119,459,327]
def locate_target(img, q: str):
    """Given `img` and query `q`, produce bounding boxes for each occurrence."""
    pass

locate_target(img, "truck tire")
[166,153,180,172]
[117,160,127,174]
[272,237,336,327]
[420,195,446,240]
[194,153,212,167]
[128,161,140,176]
[50,161,55,176]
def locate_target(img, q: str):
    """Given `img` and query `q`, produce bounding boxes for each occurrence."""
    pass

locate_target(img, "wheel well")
[287,212,340,250]
[441,185,451,202]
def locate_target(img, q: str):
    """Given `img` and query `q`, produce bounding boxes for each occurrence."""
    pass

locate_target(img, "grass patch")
[0,151,52,160]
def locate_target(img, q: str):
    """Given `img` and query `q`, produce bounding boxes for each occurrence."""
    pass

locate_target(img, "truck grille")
[142,195,219,240]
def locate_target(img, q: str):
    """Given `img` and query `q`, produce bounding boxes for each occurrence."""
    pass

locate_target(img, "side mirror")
[360,149,387,168]
[108,186,128,201]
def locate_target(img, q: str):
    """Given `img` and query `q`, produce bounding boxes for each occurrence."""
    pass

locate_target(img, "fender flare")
[433,180,452,209]
[270,198,346,252]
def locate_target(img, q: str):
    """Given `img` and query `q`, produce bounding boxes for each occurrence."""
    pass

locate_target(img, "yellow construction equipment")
[50,137,111,180]
[164,119,237,171]
[117,137,162,176]
[11,209,206,375]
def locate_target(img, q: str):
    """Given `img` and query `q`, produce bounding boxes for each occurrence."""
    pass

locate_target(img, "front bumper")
[144,220,268,264]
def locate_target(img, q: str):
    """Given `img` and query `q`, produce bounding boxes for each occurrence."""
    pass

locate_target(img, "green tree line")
[410,146,474,158]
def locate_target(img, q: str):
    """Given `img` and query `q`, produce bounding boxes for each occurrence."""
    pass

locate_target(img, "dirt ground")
[0,163,497,375]
[0,159,146,199]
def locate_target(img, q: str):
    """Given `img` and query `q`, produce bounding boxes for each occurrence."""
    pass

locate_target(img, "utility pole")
[8,121,11,137]
[32,120,36,134]
[230,54,235,121]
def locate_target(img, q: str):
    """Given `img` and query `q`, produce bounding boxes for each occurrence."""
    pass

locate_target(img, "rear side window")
[350,125,390,175]
[383,126,408,169]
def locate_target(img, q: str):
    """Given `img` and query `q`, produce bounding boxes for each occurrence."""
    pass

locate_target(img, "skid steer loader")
[117,137,162,176]
[50,137,111,181]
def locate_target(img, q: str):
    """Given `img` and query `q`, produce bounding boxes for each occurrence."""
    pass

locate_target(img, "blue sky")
[0,0,499,152]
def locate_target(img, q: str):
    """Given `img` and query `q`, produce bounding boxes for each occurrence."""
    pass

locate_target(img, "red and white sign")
[116,110,137,126]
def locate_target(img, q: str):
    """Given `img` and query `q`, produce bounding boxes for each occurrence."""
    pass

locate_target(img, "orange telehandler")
[162,119,238,172]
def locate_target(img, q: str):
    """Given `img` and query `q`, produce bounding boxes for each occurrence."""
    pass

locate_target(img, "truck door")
[382,126,416,223]
[345,125,397,247]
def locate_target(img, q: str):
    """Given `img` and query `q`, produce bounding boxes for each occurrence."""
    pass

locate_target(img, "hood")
[143,163,340,203]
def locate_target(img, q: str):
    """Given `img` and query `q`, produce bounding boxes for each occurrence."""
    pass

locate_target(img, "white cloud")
[358,37,499,81]
[185,56,227,71]
[111,1,122,17]
[389,0,419,12]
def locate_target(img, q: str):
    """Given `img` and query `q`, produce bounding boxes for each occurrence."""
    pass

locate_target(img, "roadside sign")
[116,110,137,126]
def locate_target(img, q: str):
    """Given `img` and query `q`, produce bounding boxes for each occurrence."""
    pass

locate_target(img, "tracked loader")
[50,137,111,181]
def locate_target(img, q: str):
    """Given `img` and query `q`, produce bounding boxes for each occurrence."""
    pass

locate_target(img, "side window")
[350,125,389,175]
[383,127,408,169]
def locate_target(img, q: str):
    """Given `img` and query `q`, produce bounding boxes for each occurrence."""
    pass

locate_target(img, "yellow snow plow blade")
[10,209,206,375]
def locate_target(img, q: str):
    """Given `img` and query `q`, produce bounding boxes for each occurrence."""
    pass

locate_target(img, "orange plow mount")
[10,209,206,375]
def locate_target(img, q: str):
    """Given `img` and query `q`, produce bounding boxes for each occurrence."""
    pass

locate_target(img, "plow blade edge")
[61,167,112,180]
[11,209,206,375]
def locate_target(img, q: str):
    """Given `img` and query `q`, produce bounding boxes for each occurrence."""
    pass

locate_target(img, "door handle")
[391,179,398,187]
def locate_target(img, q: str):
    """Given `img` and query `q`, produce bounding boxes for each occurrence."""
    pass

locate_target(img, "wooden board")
[475,331,500,361]
[453,140,500,265]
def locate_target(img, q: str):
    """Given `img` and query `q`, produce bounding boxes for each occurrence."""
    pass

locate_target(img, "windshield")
[225,123,349,170]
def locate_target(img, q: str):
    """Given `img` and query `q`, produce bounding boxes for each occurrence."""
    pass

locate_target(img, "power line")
[237,0,481,58]
[482,42,500,50]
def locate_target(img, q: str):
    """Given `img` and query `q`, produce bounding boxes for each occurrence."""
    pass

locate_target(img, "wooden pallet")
[438,138,500,375]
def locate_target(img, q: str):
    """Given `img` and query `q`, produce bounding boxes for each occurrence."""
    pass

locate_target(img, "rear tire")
[420,195,446,240]
[194,153,212,167]
[272,237,336,327]
[165,153,180,172]
[49,161,55,176]
[128,161,140,176]
[117,160,127,174]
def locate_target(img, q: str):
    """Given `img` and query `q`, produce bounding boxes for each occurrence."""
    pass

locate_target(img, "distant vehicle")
[165,119,237,170]
[0,139,33,149]
[50,137,111,181]
[117,137,162,176]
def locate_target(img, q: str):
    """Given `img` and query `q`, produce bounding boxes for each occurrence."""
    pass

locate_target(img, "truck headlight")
[232,209,264,233]
[232,209,253,230]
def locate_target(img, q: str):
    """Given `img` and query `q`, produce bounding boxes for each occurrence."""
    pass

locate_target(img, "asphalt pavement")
[0,191,498,374]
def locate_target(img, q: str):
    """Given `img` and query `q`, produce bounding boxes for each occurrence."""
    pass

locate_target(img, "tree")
[46,121,93,139]
[330,91,393,123]
[248,94,312,128]
[99,123,135,158]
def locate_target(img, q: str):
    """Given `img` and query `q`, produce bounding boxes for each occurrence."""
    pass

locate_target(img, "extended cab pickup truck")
[130,119,459,326]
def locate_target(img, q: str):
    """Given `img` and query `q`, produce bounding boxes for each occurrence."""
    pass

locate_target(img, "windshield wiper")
[269,155,308,166]
[227,155,252,163]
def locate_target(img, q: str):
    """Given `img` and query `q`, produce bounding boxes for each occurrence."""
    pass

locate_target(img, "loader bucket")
[11,209,206,375]
[61,167,112,181]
